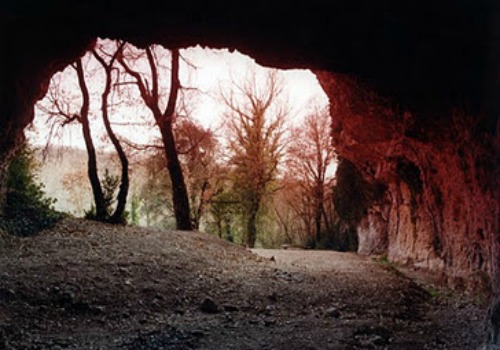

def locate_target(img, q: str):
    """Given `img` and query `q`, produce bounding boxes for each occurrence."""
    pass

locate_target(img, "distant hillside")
[35,146,124,215]
[33,145,171,228]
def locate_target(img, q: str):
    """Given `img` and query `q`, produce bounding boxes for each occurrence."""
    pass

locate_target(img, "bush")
[0,144,63,236]
[101,168,119,216]
[84,168,127,223]
[129,195,141,226]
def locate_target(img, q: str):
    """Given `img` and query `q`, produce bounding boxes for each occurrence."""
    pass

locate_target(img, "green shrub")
[101,168,119,216]
[0,144,63,236]
[84,168,126,223]
[129,195,141,226]
[84,204,97,220]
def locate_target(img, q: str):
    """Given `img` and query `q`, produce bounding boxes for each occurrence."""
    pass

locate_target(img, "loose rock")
[200,298,219,314]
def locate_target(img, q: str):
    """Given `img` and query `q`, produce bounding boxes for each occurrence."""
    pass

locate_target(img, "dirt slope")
[0,218,488,349]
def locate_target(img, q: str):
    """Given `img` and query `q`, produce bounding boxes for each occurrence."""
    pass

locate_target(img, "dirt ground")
[0,218,490,349]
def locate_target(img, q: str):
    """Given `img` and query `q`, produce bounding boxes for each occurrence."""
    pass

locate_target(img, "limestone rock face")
[317,72,499,293]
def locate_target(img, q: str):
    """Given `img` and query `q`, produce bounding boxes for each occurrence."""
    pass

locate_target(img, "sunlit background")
[27,43,328,149]
[25,39,337,248]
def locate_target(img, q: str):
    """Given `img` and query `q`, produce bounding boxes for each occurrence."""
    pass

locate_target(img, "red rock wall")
[317,72,499,293]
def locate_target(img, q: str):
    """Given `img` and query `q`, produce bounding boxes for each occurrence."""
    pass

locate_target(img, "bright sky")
[27,43,329,150]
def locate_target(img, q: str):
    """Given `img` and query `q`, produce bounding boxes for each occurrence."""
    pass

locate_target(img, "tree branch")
[145,47,159,103]
[163,48,180,119]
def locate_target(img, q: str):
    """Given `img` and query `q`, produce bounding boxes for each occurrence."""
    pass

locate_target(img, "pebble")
[324,307,341,318]
[264,318,277,327]
[223,304,239,312]
[200,298,219,314]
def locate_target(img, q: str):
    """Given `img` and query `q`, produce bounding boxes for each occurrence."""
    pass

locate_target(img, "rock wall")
[317,72,499,294]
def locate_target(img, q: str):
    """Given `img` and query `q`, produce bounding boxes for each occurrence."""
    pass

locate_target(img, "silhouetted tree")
[118,45,192,230]
[92,42,129,223]
[38,48,129,223]
[74,58,108,220]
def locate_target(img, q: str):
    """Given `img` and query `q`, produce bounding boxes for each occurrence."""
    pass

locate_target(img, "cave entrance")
[1,3,495,346]
[23,38,352,250]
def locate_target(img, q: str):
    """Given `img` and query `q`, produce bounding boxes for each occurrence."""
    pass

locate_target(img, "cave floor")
[0,218,488,349]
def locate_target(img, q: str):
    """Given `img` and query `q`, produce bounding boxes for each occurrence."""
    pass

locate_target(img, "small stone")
[60,291,74,303]
[93,305,105,314]
[267,292,278,302]
[174,308,185,315]
[191,330,205,338]
[325,307,341,318]
[265,305,276,315]
[200,298,219,314]
[223,304,239,312]
[264,318,277,327]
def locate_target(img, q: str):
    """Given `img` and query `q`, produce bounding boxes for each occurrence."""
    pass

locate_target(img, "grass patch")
[372,255,393,266]
[425,286,444,298]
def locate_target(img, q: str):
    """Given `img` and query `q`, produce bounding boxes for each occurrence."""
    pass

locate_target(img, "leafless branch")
[119,136,163,152]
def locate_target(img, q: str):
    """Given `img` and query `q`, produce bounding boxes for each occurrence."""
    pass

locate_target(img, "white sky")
[27,44,329,150]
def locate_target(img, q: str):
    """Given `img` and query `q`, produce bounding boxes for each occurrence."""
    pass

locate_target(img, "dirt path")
[0,219,488,349]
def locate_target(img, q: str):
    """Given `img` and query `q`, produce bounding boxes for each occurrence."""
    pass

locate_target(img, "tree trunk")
[158,49,192,230]
[118,46,192,230]
[160,122,192,230]
[216,218,223,239]
[93,49,129,224]
[315,183,323,242]
[110,153,129,223]
[75,59,107,220]
[246,202,259,248]
[321,205,332,234]
[224,216,233,242]
[193,180,209,230]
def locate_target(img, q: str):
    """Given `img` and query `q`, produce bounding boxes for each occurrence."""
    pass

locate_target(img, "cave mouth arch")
[1,1,498,346]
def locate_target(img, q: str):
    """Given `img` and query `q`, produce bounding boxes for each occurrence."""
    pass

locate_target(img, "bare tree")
[287,105,335,242]
[38,58,106,219]
[270,178,311,246]
[37,45,132,223]
[118,45,192,230]
[222,70,288,247]
[175,118,219,230]
[92,41,129,223]
[74,58,108,220]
